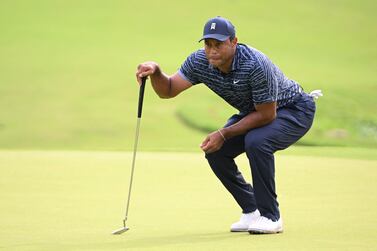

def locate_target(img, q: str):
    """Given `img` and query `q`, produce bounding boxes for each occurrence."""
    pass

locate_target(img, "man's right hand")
[136,61,160,85]
[135,62,193,99]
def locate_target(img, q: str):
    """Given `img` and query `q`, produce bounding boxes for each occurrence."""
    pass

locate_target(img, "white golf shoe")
[248,216,283,234]
[230,210,260,232]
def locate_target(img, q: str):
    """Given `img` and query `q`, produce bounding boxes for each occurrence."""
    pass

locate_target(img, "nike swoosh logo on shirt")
[233,80,240,84]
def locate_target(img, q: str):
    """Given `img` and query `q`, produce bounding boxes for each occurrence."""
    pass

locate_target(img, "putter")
[112,77,147,235]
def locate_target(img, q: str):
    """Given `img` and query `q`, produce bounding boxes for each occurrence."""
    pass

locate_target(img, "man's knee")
[205,150,223,161]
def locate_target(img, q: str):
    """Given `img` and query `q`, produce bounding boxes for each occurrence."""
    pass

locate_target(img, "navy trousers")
[205,93,316,221]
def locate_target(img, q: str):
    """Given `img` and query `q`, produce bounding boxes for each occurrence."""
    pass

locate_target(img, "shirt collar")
[231,44,241,71]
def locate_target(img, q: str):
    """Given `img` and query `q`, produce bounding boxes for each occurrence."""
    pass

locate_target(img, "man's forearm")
[222,111,275,139]
[150,66,172,99]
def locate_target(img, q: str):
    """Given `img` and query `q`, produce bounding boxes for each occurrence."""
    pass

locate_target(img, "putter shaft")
[113,78,146,235]
[112,117,141,235]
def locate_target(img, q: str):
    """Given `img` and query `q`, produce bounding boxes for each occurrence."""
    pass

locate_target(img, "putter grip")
[137,77,147,118]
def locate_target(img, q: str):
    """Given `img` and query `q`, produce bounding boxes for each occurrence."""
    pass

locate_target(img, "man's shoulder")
[237,43,254,55]
[179,48,211,84]
[188,49,207,63]
[184,48,211,73]
[236,43,260,71]
[238,44,276,73]
[239,43,264,53]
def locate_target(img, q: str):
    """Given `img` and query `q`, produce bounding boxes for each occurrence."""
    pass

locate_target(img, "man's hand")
[136,61,160,85]
[135,62,192,98]
[200,130,225,154]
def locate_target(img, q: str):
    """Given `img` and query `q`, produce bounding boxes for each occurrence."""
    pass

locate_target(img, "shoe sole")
[248,228,283,234]
[230,228,249,232]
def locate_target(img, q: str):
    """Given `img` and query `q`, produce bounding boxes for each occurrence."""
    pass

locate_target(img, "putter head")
[112,226,129,235]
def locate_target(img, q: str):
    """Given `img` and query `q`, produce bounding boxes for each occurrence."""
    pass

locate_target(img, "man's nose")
[209,47,218,55]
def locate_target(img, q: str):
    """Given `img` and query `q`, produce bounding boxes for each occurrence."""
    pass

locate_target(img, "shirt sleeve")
[178,52,201,85]
[250,55,278,104]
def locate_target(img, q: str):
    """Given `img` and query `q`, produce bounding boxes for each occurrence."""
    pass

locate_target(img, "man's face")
[204,38,237,70]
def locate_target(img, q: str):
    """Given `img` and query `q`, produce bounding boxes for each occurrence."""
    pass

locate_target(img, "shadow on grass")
[176,111,319,147]
[122,232,241,248]
[176,111,214,134]
[5,232,252,250]
[109,231,277,250]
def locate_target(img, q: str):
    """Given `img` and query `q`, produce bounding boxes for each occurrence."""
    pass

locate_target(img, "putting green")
[0,150,376,251]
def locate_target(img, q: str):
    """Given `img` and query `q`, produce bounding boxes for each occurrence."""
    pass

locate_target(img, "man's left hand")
[200,130,225,154]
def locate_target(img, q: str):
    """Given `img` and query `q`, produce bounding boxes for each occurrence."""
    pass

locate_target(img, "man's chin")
[209,60,221,68]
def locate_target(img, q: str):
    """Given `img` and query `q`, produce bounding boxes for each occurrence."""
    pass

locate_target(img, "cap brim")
[198,34,230,42]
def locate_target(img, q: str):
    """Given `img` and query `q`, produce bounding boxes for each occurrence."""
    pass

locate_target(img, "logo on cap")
[198,17,235,42]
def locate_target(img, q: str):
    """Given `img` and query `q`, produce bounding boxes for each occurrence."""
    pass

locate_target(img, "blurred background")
[1,0,376,151]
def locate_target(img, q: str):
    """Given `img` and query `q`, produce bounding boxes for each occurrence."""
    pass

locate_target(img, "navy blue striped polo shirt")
[178,43,303,114]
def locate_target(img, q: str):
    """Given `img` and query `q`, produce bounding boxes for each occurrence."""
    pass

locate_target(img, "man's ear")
[231,37,238,47]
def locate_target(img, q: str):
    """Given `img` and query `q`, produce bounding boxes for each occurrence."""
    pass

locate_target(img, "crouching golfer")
[136,16,319,234]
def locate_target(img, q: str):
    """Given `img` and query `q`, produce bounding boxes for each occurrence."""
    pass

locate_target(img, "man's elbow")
[157,92,176,99]
[158,93,170,99]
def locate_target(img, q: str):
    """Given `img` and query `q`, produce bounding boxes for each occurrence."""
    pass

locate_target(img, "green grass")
[1,149,376,251]
[0,0,376,151]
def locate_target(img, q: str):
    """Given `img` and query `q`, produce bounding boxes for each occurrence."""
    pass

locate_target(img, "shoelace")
[309,90,323,100]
